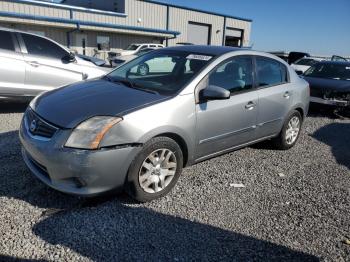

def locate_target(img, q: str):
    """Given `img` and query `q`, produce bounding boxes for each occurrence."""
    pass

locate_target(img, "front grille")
[25,108,58,139]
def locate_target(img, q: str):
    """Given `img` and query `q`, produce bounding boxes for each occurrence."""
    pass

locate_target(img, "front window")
[22,33,67,60]
[208,56,254,94]
[304,63,350,81]
[126,44,140,51]
[295,58,319,66]
[107,51,214,95]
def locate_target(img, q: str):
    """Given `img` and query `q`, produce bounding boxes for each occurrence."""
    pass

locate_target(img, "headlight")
[65,116,123,150]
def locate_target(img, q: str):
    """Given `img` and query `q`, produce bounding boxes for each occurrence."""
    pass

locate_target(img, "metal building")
[0,0,252,58]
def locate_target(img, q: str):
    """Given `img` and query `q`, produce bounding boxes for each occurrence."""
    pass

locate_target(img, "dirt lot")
[0,103,349,261]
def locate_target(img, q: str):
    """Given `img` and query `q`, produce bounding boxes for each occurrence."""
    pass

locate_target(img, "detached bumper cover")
[310,96,350,107]
[19,117,141,196]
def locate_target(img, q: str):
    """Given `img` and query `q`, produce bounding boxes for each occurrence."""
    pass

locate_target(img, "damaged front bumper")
[310,91,350,107]
[19,116,141,197]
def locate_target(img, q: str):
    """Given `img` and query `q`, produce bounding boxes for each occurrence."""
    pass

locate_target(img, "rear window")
[0,31,15,52]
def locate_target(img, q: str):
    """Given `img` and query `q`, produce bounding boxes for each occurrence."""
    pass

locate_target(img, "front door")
[21,33,83,95]
[195,56,258,160]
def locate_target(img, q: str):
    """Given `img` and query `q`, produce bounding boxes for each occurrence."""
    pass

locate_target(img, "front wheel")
[137,63,149,76]
[125,137,183,202]
[273,110,302,150]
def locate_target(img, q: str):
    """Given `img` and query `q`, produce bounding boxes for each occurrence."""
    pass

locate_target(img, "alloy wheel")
[138,149,177,194]
[285,116,300,145]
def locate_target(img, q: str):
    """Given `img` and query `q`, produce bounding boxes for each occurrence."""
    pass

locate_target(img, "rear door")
[20,33,84,95]
[195,56,258,159]
[0,30,26,97]
[255,56,293,138]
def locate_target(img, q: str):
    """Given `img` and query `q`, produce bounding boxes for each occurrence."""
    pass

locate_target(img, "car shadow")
[0,131,319,261]
[312,122,350,170]
[32,203,319,261]
[0,101,29,114]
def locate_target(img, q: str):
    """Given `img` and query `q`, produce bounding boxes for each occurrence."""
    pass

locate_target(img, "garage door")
[187,22,211,45]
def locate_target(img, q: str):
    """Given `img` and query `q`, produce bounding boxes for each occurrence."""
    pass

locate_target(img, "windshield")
[304,63,350,81]
[126,44,140,51]
[107,50,214,95]
[295,58,319,66]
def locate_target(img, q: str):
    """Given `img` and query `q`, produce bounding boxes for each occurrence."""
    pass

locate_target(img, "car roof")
[0,26,70,53]
[317,60,350,66]
[161,45,246,56]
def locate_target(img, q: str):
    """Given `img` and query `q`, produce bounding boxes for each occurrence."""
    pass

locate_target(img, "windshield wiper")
[104,75,158,95]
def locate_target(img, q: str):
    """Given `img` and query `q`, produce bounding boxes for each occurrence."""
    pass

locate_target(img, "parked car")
[0,28,110,100]
[20,46,309,202]
[111,48,157,68]
[291,57,323,75]
[269,51,310,65]
[331,55,348,62]
[176,42,194,46]
[76,54,106,67]
[302,61,350,108]
[288,52,310,65]
[108,43,164,65]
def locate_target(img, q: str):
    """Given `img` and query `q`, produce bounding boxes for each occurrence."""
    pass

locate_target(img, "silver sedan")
[20,45,309,202]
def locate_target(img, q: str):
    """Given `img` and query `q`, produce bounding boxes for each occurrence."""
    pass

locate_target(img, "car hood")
[302,76,350,93]
[31,79,168,129]
[119,50,136,56]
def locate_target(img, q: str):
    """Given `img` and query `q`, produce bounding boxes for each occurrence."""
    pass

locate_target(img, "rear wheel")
[125,137,183,202]
[273,110,302,150]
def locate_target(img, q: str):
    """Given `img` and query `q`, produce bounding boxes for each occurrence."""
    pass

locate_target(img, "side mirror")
[62,52,76,63]
[200,85,230,101]
[295,70,303,75]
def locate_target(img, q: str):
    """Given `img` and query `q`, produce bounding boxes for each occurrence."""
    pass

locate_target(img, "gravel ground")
[0,103,349,261]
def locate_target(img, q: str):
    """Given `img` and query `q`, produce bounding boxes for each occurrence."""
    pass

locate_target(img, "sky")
[156,0,350,56]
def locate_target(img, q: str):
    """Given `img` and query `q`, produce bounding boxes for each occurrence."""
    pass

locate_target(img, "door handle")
[283,91,290,99]
[27,61,40,67]
[245,101,256,110]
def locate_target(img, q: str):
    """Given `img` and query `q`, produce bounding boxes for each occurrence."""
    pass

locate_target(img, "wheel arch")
[154,132,189,167]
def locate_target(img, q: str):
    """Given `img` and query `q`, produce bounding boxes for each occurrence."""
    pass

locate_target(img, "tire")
[137,63,149,76]
[273,110,302,150]
[125,137,183,202]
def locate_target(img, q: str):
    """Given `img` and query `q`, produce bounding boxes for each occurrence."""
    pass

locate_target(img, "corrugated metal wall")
[70,31,161,57]
[226,18,251,47]
[168,7,225,46]
[0,22,68,45]
[0,0,252,56]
